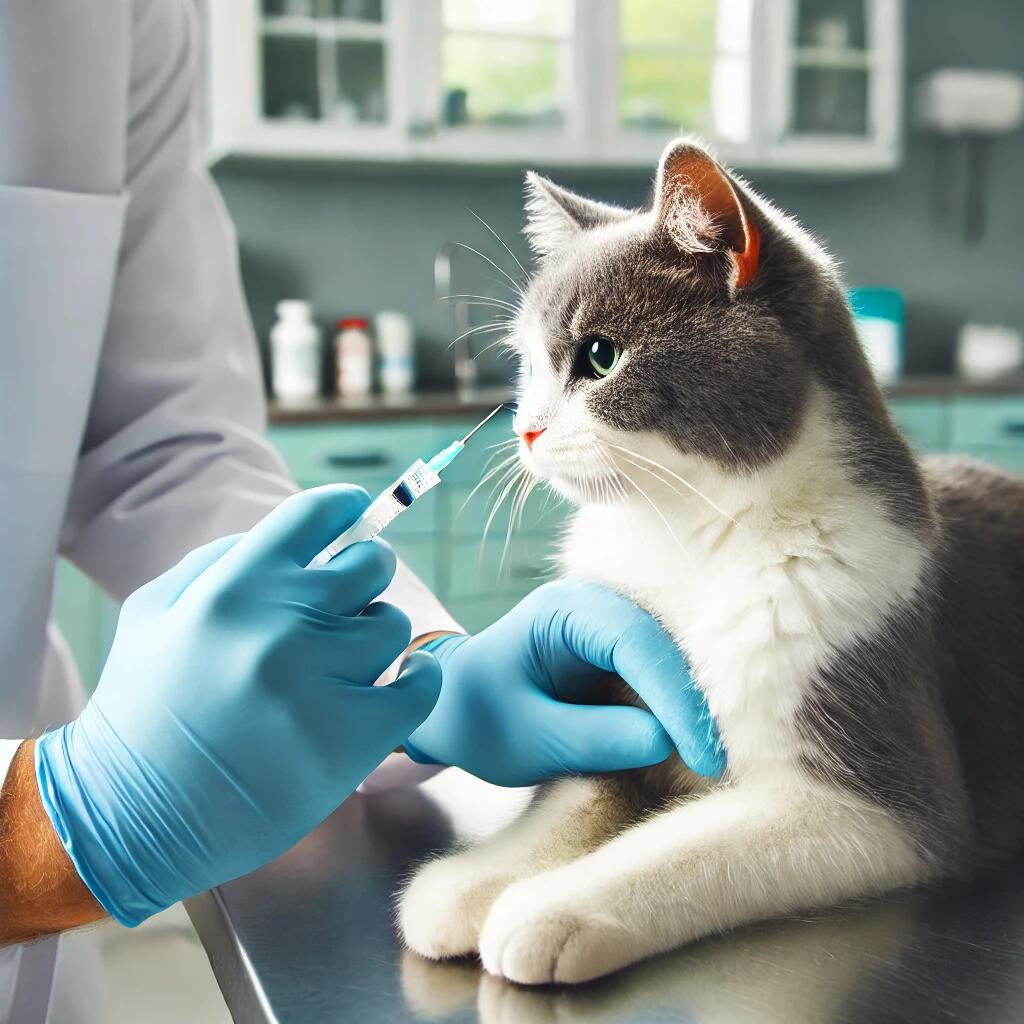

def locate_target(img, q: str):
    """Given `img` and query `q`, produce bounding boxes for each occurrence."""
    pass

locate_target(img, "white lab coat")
[0,1,450,1016]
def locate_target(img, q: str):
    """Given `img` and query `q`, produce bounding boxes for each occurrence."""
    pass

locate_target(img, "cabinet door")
[206,0,413,161]
[889,398,948,454]
[950,397,1024,473]
[765,0,901,171]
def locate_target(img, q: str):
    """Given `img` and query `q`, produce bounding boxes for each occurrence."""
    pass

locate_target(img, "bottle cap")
[337,317,369,330]
[276,299,313,319]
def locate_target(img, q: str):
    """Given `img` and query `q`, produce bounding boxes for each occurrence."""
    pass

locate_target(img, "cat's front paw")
[399,855,512,960]
[479,879,636,985]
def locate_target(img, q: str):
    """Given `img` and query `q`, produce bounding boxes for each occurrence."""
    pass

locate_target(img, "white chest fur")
[556,407,928,783]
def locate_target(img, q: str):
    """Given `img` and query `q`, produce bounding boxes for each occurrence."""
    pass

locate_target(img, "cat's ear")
[654,139,760,288]
[524,171,632,260]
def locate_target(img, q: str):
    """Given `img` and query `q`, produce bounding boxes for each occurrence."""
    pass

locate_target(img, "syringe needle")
[460,403,512,446]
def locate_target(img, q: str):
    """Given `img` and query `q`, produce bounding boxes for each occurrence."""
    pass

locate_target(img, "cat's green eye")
[583,336,620,379]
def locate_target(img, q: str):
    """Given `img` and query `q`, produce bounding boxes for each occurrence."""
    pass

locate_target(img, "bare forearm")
[0,741,105,945]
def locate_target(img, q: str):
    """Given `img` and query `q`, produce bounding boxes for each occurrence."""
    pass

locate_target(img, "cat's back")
[921,454,1024,861]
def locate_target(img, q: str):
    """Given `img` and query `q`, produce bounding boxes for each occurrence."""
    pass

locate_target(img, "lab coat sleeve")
[0,741,19,790]
[56,1,461,648]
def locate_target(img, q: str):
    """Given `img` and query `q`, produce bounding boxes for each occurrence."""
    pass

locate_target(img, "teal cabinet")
[949,397,1024,472]
[888,394,1024,473]
[889,399,948,454]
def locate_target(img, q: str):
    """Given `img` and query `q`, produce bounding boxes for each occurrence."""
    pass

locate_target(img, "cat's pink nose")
[520,428,546,450]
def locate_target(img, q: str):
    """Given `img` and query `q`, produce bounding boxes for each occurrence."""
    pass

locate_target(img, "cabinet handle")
[1002,422,1024,437]
[323,452,392,470]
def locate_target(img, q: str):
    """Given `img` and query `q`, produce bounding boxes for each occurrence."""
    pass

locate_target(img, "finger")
[303,539,398,617]
[324,653,443,782]
[388,650,443,725]
[545,582,726,777]
[328,602,413,684]
[546,703,673,774]
[238,485,373,567]
[136,534,243,608]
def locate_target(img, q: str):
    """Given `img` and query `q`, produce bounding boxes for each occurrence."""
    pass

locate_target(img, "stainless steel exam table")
[186,770,1024,1024]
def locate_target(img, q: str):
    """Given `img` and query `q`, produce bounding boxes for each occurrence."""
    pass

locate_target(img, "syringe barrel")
[306,459,441,568]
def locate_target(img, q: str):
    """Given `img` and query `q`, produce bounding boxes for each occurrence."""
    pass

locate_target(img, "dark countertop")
[268,390,515,423]
[187,769,1024,1024]
[268,377,1024,424]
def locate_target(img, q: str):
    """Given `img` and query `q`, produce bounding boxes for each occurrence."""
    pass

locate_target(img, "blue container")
[849,287,905,383]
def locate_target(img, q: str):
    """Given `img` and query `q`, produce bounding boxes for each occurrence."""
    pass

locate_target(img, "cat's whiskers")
[458,450,521,522]
[467,208,530,281]
[450,241,526,300]
[437,293,520,311]
[613,461,695,568]
[445,320,514,352]
[605,441,738,527]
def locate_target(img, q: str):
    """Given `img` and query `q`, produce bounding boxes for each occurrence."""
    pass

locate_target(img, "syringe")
[307,404,511,569]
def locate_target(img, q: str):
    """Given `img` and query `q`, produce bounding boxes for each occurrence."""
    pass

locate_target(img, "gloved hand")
[35,486,441,927]
[405,581,724,787]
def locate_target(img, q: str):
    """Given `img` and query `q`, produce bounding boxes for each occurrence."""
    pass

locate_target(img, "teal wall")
[213,0,1024,387]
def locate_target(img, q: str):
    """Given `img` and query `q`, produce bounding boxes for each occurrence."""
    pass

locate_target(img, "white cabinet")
[205,0,902,172]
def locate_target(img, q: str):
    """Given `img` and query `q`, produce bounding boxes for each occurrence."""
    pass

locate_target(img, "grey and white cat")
[399,139,1024,985]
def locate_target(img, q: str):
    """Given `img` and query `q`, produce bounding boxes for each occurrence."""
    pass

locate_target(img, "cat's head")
[510,138,870,506]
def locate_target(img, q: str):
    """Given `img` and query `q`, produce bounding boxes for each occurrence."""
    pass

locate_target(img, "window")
[438,0,574,130]
[259,0,389,125]
[207,0,901,172]
[616,0,752,143]
[789,0,872,136]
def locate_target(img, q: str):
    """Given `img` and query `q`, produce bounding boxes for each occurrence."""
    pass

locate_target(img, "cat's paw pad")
[399,857,511,960]
[480,885,633,985]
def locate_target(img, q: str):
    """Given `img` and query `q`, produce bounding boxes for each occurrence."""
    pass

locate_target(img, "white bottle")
[270,300,321,400]
[335,318,373,397]
[375,311,415,395]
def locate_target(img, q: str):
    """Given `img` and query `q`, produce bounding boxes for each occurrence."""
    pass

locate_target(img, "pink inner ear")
[660,147,760,287]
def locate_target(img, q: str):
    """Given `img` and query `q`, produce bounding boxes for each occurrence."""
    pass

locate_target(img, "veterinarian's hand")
[34,486,441,927]
[405,580,724,786]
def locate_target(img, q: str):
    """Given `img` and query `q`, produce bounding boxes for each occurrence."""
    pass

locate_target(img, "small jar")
[270,300,321,400]
[375,311,415,395]
[335,318,373,397]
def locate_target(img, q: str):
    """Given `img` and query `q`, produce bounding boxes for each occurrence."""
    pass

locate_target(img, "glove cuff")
[34,712,171,928]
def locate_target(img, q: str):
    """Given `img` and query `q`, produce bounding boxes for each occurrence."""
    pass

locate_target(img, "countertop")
[267,376,1024,423]
[186,770,1024,1024]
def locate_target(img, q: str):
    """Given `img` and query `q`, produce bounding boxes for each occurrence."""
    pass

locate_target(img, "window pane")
[262,35,321,119]
[261,1,384,23]
[333,0,384,21]
[330,40,386,123]
[792,67,868,135]
[620,51,712,132]
[442,36,563,127]
[620,0,717,48]
[795,0,867,50]
[443,0,570,35]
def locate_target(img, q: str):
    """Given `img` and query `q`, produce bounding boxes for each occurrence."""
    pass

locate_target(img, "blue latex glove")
[405,581,724,787]
[35,486,442,927]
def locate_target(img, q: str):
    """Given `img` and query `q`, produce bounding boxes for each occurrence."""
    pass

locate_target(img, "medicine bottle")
[336,318,373,397]
[270,300,321,400]
[375,311,415,395]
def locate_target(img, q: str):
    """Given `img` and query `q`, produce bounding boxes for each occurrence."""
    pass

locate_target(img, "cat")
[398,138,1024,986]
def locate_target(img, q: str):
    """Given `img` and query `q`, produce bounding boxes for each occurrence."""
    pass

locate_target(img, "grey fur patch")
[800,457,1024,871]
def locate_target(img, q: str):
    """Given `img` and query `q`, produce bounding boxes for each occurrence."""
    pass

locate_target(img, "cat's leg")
[479,779,930,984]
[399,776,638,960]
